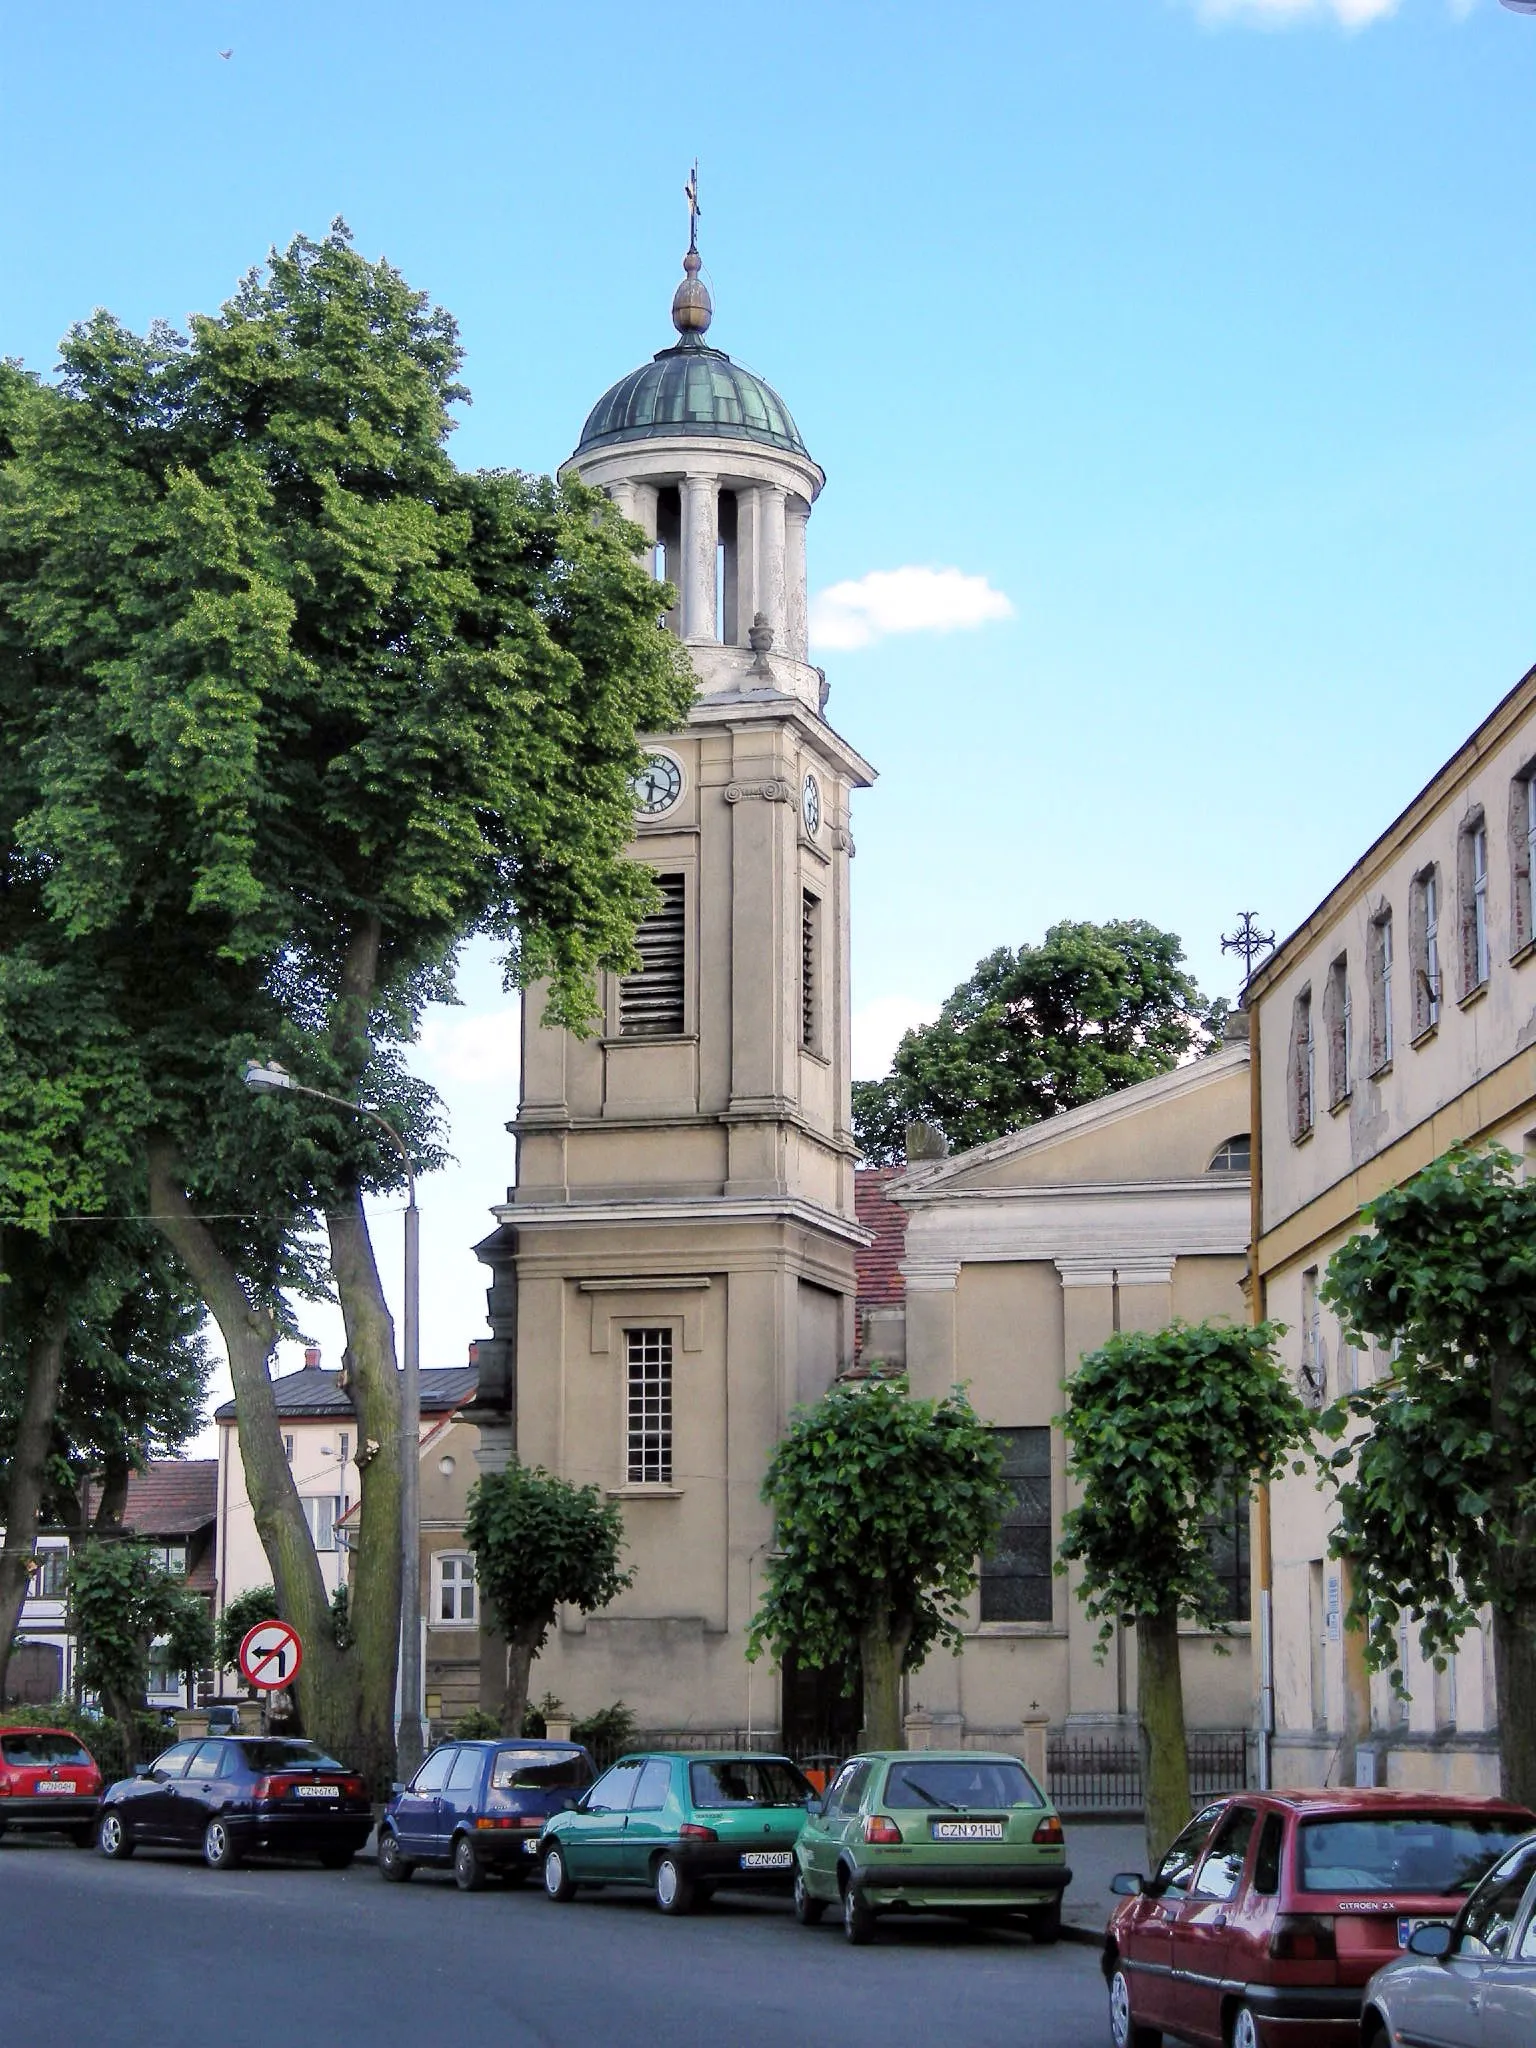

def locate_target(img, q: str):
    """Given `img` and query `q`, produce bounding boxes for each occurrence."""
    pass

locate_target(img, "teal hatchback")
[539,1751,816,1915]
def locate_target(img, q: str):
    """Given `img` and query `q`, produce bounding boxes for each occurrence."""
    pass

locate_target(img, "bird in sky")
[219,49,233,60]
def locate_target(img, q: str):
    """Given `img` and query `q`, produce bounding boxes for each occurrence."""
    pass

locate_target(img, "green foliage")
[1059,1321,1312,1646]
[464,1463,633,1654]
[748,1378,1010,1686]
[68,1541,215,1710]
[1320,1144,1536,1677]
[572,1701,639,1760]
[214,1584,279,1677]
[851,920,1222,1165]
[521,1690,566,1738]
[451,1707,502,1740]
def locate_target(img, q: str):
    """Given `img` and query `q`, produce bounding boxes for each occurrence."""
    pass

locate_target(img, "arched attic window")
[1207,1135,1251,1174]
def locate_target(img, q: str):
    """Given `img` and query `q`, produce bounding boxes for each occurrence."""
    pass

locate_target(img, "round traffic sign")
[238,1619,303,1691]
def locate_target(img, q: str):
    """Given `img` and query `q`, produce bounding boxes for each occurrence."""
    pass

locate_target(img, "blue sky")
[5,0,1534,1395]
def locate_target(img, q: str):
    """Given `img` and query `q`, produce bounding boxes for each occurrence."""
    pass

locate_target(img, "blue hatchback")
[379,1737,595,1891]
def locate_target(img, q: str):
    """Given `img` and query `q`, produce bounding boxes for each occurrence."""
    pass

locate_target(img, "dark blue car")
[97,1735,372,1870]
[379,1737,595,1891]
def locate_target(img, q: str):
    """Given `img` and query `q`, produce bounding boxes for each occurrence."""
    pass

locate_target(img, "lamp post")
[242,1059,424,1777]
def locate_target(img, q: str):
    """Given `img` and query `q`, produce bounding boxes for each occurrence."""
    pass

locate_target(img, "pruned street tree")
[1058,1320,1310,1867]
[1320,1144,1536,1807]
[68,1541,215,1759]
[748,1376,1009,1750]
[852,920,1224,1165]
[463,1464,633,1737]
[0,227,694,1780]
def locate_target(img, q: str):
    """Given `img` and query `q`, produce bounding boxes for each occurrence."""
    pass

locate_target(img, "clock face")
[632,753,682,816]
[802,771,821,836]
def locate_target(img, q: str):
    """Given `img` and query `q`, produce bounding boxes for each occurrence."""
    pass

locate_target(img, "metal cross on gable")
[1220,911,1276,981]
[683,161,701,253]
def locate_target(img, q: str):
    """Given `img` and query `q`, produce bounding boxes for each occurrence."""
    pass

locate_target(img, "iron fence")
[1047,1728,1251,1815]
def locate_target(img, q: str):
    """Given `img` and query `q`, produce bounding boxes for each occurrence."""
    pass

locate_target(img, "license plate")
[739,1851,792,1870]
[931,1819,1005,1841]
[34,1781,75,1795]
[1398,1916,1449,1948]
[522,1837,541,1855]
[293,1784,339,1799]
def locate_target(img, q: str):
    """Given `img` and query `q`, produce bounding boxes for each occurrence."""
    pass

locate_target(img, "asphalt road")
[2,1835,1116,2048]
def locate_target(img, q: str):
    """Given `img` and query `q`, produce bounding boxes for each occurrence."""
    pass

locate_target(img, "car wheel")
[542,1843,578,1902]
[793,1867,825,1926]
[203,1818,242,1870]
[453,1835,486,1892]
[1027,1898,1062,1945]
[1108,1965,1161,2048]
[376,1828,413,1883]
[654,1853,696,1915]
[1228,2008,1262,2048]
[98,1812,134,1861]
[841,1880,876,1945]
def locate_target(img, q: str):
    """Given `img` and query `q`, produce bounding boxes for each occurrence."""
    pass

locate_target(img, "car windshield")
[491,1747,590,1791]
[238,1741,343,1773]
[689,1760,815,1808]
[1298,1815,1531,1896]
[1,1733,91,1767]
[883,1759,1040,1811]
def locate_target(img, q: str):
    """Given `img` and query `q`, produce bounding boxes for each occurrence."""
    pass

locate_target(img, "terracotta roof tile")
[855,1167,908,1323]
[86,1459,219,1537]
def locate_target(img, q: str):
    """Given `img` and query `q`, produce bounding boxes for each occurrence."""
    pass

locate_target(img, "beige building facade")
[889,1039,1256,1750]
[1248,661,1536,1794]
[470,243,873,1742]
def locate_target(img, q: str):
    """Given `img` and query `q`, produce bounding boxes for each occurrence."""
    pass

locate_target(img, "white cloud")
[1195,0,1400,24]
[415,1008,521,1087]
[853,995,941,1079]
[809,566,1014,652]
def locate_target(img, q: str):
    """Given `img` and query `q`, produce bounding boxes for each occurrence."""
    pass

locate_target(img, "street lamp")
[242,1058,424,1777]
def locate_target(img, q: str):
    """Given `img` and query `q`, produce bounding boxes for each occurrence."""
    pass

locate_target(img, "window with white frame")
[300,1495,341,1552]
[28,1548,68,1600]
[1299,1267,1326,1406]
[283,1434,295,1464]
[625,1327,674,1485]
[1368,911,1393,1073]
[146,1640,185,1697]
[1323,955,1351,1109]
[433,1552,477,1625]
[1460,813,1490,995]
[1410,865,1441,1038]
[1509,766,1536,957]
[1288,986,1314,1142]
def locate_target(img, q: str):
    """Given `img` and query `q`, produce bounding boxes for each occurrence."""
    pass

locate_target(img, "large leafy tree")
[1320,1145,1536,1807]
[464,1465,633,1737]
[67,1541,215,1758]
[852,920,1224,1164]
[1058,1321,1310,1866]
[749,1377,1009,1750]
[0,226,694,1782]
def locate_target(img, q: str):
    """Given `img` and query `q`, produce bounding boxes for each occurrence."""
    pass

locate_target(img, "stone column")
[756,484,786,645]
[784,496,809,661]
[607,480,638,522]
[733,487,761,644]
[681,475,718,642]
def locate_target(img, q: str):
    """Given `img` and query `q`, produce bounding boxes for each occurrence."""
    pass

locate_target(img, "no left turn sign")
[238,1619,303,1691]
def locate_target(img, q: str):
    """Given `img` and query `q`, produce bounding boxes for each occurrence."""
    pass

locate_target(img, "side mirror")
[390,1782,405,1798]
[1110,1872,1146,1897]
[1409,1923,1455,1959]
[133,1763,153,1779]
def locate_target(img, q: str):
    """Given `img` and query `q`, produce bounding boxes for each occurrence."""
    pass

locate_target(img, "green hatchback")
[793,1750,1071,1945]
[539,1751,816,1915]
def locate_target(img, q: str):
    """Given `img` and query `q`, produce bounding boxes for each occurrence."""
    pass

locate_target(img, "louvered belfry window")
[619,873,686,1035]
[801,890,819,1051]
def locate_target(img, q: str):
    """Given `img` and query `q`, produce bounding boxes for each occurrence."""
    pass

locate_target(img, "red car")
[0,1725,103,1846]
[1103,1787,1536,2048]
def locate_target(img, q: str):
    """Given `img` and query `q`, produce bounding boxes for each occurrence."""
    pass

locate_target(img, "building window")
[1203,1485,1251,1623]
[979,1427,1052,1623]
[1460,813,1490,995]
[147,1544,187,1577]
[433,1552,477,1625]
[618,873,686,1037]
[1410,865,1441,1038]
[624,1327,673,1485]
[1299,1267,1326,1407]
[1367,912,1393,1073]
[283,1434,295,1464]
[1323,955,1351,1108]
[1288,986,1314,1142]
[27,1549,68,1600]
[1510,766,1536,955]
[338,1432,349,1468]
[801,890,821,1053]
[300,1495,341,1552]
[146,1640,186,1697]
[1206,1135,1250,1174]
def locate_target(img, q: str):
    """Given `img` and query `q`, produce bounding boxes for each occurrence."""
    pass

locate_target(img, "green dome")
[576,333,808,459]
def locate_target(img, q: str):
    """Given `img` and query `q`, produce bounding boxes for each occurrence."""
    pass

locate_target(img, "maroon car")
[1103,1787,1536,2048]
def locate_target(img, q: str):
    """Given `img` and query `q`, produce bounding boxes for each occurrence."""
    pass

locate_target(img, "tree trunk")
[858,1601,913,1750]
[325,1191,403,1789]
[147,1140,348,1745]
[1137,1602,1192,1873]
[1490,1345,1536,1809]
[501,1622,545,1737]
[93,1455,130,1533]
[0,1307,68,1704]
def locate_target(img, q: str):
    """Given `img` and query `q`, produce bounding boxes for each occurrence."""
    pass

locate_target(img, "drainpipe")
[1249,1005,1275,1791]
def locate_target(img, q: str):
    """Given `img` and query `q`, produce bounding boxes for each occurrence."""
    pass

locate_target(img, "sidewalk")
[1061,1820,1145,1945]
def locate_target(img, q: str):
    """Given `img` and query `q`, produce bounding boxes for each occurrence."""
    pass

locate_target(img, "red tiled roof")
[855,1167,908,1318]
[86,1460,219,1537]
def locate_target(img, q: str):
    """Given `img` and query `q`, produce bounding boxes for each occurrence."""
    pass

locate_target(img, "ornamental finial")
[672,162,713,337]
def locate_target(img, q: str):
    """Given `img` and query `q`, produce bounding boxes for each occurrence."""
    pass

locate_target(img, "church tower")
[472,206,875,1736]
